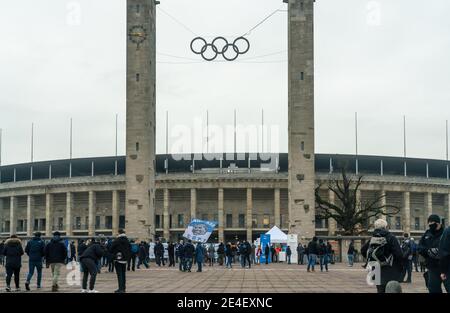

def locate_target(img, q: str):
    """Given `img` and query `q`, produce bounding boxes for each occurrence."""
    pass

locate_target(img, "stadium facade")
[1,153,449,242]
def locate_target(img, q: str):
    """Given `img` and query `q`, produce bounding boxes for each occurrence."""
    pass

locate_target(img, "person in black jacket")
[137,241,149,269]
[44,231,67,292]
[307,237,320,272]
[3,235,24,292]
[0,240,5,266]
[418,214,450,293]
[183,240,195,272]
[176,240,185,271]
[110,229,132,293]
[217,242,225,266]
[438,225,450,293]
[79,237,106,293]
[168,241,175,267]
[361,219,403,293]
[154,239,165,266]
[25,231,45,291]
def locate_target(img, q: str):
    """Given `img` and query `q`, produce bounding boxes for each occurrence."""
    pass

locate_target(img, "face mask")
[429,223,438,232]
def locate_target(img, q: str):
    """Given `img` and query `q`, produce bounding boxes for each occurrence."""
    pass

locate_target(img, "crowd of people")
[1,213,450,293]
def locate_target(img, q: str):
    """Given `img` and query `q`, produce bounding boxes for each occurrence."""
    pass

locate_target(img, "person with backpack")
[400,233,414,283]
[361,219,403,293]
[418,214,450,293]
[79,237,106,293]
[3,235,24,292]
[110,229,131,293]
[154,239,165,266]
[195,242,206,272]
[44,231,67,292]
[128,240,138,271]
[24,231,45,291]
[264,243,270,265]
[307,237,320,272]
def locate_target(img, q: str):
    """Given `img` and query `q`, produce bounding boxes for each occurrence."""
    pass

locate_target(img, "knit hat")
[427,214,441,224]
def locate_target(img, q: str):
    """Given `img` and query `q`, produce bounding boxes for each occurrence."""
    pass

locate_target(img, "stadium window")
[75,216,81,230]
[58,217,63,229]
[252,214,258,228]
[136,142,139,151]
[300,2,304,11]
[301,141,305,151]
[300,72,304,80]
[414,217,420,230]
[169,214,173,228]
[136,73,140,82]
[105,216,112,229]
[178,214,184,228]
[395,216,401,230]
[34,219,39,231]
[119,215,125,229]
[238,214,245,228]
[155,215,160,228]
[40,219,46,231]
[136,4,140,13]
[95,216,101,228]
[226,214,233,228]
[263,215,270,228]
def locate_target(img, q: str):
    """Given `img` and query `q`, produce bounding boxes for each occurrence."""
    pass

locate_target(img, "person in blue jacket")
[195,242,206,272]
[25,231,45,291]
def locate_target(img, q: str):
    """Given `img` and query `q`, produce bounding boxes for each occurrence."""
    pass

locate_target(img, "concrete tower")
[125,0,156,240]
[288,0,316,239]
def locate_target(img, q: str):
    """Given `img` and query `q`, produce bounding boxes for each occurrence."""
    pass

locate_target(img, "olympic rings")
[190,36,250,61]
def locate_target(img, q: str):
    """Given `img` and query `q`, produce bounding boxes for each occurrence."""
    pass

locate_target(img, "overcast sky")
[0,0,449,165]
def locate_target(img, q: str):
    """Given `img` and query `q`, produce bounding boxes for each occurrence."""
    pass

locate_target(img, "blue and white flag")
[183,219,217,243]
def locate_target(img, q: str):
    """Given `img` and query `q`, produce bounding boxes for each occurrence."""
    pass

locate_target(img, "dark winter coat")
[25,236,45,262]
[195,244,205,263]
[3,238,24,268]
[176,244,185,258]
[307,240,320,255]
[168,243,175,257]
[264,244,270,256]
[0,242,5,256]
[361,228,403,286]
[80,242,105,261]
[286,246,292,256]
[154,242,164,256]
[439,227,450,274]
[78,242,87,257]
[217,243,225,255]
[183,243,195,259]
[44,236,67,264]
[138,244,147,259]
[225,244,233,257]
[110,235,132,262]
[418,227,445,270]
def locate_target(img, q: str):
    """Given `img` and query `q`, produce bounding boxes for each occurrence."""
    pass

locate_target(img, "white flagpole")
[0,128,3,166]
[115,114,118,157]
[70,118,73,159]
[31,122,34,163]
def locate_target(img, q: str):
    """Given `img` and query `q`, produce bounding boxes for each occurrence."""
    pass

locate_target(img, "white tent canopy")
[265,226,288,243]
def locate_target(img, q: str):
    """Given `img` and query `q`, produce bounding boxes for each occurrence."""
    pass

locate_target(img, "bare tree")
[315,168,400,235]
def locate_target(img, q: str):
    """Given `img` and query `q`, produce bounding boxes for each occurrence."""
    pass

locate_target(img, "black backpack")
[366,235,394,267]
[401,240,412,259]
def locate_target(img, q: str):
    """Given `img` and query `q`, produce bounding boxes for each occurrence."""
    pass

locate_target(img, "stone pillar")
[380,189,387,220]
[27,195,34,236]
[112,190,120,236]
[403,191,411,234]
[328,189,337,235]
[88,191,96,236]
[425,192,432,221]
[287,0,316,240]
[190,188,196,220]
[163,188,170,240]
[246,188,253,242]
[66,192,73,236]
[10,196,17,235]
[45,193,53,236]
[218,188,224,243]
[274,188,281,227]
[125,0,157,241]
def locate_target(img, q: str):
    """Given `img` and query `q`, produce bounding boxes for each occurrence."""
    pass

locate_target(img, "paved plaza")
[0,261,429,293]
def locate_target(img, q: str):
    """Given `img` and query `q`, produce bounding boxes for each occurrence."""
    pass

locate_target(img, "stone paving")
[0,261,429,293]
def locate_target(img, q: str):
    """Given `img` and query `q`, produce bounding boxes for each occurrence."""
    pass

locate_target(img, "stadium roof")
[0,153,449,183]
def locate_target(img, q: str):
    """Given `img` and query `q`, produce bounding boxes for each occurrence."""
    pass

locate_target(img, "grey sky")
[0,0,449,165]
